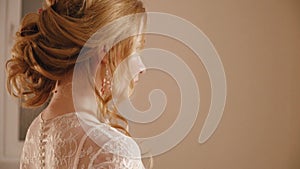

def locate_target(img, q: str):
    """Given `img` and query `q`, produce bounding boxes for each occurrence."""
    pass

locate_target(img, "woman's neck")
[42,73,99,120]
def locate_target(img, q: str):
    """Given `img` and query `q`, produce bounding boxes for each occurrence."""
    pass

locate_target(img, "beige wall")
[130,0,300,169]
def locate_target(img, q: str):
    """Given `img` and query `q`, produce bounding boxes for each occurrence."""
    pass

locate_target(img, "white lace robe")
[20,112,145,169]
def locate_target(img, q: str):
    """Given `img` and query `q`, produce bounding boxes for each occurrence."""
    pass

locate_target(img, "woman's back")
[20,112,145,169]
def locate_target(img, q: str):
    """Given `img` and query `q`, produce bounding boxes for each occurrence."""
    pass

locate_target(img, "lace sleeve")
[74,112,145,169]
[89,135,145,169]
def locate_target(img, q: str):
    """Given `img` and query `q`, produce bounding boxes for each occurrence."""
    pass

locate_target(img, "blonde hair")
[6,0,146,136]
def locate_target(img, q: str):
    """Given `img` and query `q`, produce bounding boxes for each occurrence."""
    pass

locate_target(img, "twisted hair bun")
[6,0,90,107]
[7,0,100,105]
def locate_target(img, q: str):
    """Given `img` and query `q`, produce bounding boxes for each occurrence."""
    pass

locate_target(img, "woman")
[6,0,148,168]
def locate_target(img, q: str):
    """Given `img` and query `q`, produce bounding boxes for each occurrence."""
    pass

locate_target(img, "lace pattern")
[20,112,145,169]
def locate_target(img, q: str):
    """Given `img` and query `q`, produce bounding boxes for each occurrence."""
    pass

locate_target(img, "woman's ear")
[90,47,106,76]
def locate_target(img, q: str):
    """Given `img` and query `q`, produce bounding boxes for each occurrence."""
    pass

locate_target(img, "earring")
[53,81,58,94]
[100,64,112,98]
